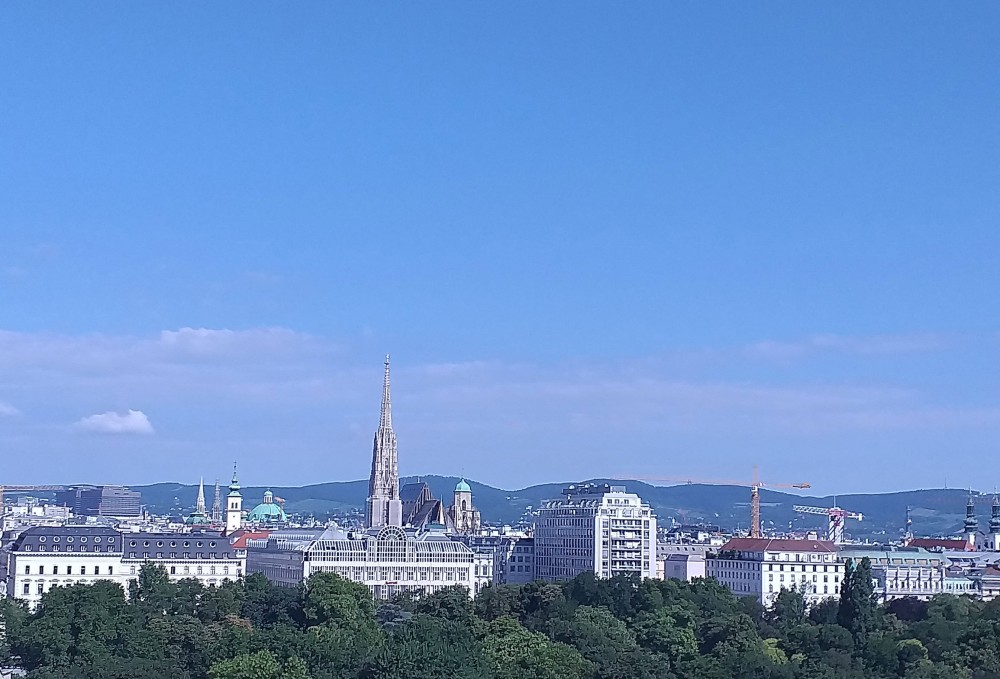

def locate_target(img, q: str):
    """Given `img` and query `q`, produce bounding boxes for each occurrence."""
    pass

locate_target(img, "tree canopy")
[1,562,996,679]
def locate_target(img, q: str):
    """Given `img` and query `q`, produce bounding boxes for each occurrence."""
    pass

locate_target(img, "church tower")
[449,479,481,534]
[195,477,206,515]
[211,479,222,524]
[226,463,243,534]
[964,492,978,551]
[366,355,403,528]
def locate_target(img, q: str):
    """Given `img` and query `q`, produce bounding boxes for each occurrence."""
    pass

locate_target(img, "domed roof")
[246,490,288,525]
[455,479,471,493]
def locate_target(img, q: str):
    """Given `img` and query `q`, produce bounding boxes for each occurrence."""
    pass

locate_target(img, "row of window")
[25,564,112,576]
[35,535,115,544]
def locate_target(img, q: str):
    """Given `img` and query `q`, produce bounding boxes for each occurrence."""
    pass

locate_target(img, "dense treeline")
[1,558,999,678]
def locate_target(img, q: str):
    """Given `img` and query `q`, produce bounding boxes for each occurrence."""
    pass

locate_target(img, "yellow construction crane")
[620,467,811,538]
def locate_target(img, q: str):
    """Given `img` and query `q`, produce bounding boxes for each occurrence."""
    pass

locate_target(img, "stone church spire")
[366,354,402,528]
[211,479,222,523]
[195,477,206,514]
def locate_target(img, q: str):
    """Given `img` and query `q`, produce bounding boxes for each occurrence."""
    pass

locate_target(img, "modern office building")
[534,484,656,582]
[56,486,142,518]
[707,537,843,606]
[246,524,475,599]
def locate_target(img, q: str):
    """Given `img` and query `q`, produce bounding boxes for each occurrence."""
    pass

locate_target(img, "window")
[130,566,136,575]
[24,565,30,574]
[53,566,58,575]
[38,565,44,575]
[37,584,43,594]
[170,566,176,575]
[23,583,29,595]
[108,566,113,575]
[94,566,100,575]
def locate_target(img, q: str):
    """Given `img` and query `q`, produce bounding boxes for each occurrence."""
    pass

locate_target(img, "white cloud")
[745,333,947,361]
[75,409,155,435]
[0,401,21,417]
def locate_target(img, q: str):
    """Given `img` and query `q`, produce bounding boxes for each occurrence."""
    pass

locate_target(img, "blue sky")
[1,3,998,493]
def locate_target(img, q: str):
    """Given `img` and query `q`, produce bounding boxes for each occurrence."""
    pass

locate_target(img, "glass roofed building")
[246,524,477,599]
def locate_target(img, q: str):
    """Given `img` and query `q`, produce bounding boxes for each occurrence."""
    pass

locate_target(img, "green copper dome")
[455,479,471,493]
[245,490,288,526]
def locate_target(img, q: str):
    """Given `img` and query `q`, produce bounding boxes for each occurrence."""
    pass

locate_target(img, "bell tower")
[226,462,243,534]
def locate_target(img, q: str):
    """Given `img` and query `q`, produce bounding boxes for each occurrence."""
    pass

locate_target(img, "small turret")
[964,492,978,550]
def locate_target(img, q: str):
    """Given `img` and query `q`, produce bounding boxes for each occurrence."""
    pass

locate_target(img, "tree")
[838,557,879,647]
[766,588,806,637]
[301,573,376,632]
[482,616,593,679]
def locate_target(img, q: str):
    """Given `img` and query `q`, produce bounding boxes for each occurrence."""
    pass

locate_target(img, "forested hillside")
[131,477,981,539]
[2,560,997,679]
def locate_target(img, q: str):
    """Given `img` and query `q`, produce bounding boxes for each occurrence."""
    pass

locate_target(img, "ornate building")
[448,480,481,534]
[366,355,402,529]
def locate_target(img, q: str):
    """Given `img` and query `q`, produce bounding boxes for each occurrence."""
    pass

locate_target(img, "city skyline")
[2,5,1000,492]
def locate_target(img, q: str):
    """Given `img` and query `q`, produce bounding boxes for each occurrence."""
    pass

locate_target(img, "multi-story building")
[4,526,245,608]
[55,486,142,519]
[246,524,476,599]
[120,532,244,585]
[534,484,656,582]
[838,547,947,602]
[707,538,843,606]
[657,544,710,581]
[496,536,535,585]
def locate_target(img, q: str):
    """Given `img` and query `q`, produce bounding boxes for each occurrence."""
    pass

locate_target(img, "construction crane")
[793,505,863,544]
[621,467,811,538]
[0,485,66,511]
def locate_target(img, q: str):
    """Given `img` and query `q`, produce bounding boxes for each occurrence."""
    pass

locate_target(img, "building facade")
[55,486,142,519]
[247,525,476,599]
[838,547,947,602]
[534,484,656,582]
[707,538,843,606]
[4,526,245,608]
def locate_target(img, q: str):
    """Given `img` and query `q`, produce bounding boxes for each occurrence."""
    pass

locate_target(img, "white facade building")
[247,525,476,599]
[534,484,656,582]
[4,526,245,608]
[707,538,843,607]
[838,547,947,602]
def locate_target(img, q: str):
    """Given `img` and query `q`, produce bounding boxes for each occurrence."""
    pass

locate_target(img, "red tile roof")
[721,538,837,553]
[230,530,271,549]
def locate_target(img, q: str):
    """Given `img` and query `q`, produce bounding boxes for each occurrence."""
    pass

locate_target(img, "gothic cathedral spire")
[366,354,403,528]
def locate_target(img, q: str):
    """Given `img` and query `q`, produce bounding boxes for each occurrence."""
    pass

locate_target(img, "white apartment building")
[534,484,656,582]
[5,526,245,608]
[247,525,476,599]
[708,538,843,606]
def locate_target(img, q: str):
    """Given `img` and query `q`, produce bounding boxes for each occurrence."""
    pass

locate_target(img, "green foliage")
[3,566,996,679]
[838,557,880,646]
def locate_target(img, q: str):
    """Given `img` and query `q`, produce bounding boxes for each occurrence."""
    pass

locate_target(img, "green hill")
[128,477,988,541]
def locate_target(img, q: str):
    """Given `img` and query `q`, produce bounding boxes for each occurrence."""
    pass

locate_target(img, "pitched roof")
[230,530,271,549]
[909,538,970,551]
[721,538,837,553]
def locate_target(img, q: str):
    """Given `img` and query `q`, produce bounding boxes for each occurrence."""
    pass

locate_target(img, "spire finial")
[380,353,392,430]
